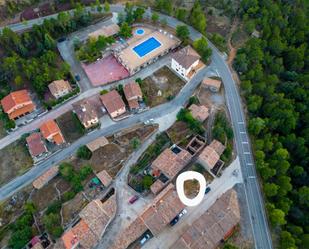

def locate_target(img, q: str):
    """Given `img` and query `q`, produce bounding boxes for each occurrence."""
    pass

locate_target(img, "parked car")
[170,209,187,226]
[140,233,151,246]
[75,74,81,81]
[57,37,66,42]
[129,195,139,204]
[205,186,211,195]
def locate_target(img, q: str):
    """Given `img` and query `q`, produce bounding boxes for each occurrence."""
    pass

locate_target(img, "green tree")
[133,7,145,21]
[190,0,206,33]
[193,37,212,62]
[77,145,92,160]
[119,22,132,38]
[43,213,63,238]
[176,8,187,22]
[248,117,265,136]
[176,25,190,42]
[269,208,286,226]
[264,183,279,197]
[223,243,239,249]
[142,175,154,189]
[131,137,141,150]
[104,1,110,12]
[59,162,75,181]
[151,12,159,23]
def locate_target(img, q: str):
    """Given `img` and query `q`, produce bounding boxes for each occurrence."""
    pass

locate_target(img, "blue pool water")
[136,29,145,35]
[133,37,161,57]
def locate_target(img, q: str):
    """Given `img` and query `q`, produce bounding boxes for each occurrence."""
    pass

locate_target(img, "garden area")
[140,66,185,107]
[128,132,171,193]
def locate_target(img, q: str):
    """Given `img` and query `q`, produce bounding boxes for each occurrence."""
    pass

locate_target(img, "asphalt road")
[0,65,211,200]
[0,5,272,249]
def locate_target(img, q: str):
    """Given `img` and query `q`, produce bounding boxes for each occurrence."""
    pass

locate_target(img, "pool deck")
[116,30,180,74]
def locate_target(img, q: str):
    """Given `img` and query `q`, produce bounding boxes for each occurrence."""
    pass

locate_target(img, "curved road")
[0,5,272,249]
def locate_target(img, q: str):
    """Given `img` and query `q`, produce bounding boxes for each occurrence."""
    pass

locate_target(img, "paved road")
[0,65,211,200]
[0,5,272,249]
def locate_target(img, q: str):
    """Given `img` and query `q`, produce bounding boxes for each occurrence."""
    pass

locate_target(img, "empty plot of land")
[141,66,185,107]
[167,121,193,146]
[0,140,33,186]
[82,55,129,86]
[56,111,85,143]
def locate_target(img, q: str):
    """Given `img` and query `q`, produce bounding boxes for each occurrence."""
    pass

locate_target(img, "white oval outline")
[176,171,206,207]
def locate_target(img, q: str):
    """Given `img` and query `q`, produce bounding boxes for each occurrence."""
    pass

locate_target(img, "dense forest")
[234,0,309,248]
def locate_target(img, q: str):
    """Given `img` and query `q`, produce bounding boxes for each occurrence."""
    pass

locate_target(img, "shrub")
[62,191,76,202]
[77,145,92,160]
[79,165,93,180]
[142,175,154,190]
[100,89,109,95]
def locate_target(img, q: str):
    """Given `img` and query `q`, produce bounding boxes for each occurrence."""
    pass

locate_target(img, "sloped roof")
[172,45,200,69]
[152,146,192,179]
[202,78,222,89]
[171,189,240,249]
[32,165,59,189]
[72,100,98,125]
[100,90,125,115]
[1,89,32,113]
[86,136,109,152]
[198,146,220,169]
[88,23,120,38]
[124,82,142,100]
[96,170,112,187]
[40,120,65,145]
[189,104,209,122]
[48,80,72,95]
[209,140,225,155]
[26,132,47,157]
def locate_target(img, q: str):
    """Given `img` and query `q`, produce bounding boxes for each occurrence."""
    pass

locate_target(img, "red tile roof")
[189,104,209,122]
[124,82,142,101]
[26,132,47,157]
[100,90,126,116]
[0,90,35,119]
[40,120,65,145]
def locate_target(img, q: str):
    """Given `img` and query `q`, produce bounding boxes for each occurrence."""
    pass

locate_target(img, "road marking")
[247,163,253,166]
[238,121,244,124]
[240,131,246,134]
[244,152,250,155]
[242,141,248,144]
[248,176,256,179]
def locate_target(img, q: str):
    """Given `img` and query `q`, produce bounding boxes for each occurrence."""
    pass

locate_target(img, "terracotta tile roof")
[62,194,117,249]
[48,80,72,96]
[140,184,185,235]
[171,189,240,249]
[72,100,98,126]
[110,217,147,249]
[0,90,35,119]
[79,198,116,238]
[32,165,59,189]
[202,77,222,90]
[171,45,200,69]
[100,90,126,116]
[88,23,120,39]
[96,170,112,187]
[189,104,209,122]
[150,179,165,195]
[151,146,192,179]
[127,99,139,110]
[40,120,65,145]
[86,136,109,152]
[124,82,142,101]
[111,184,184,249]
[26,132,47,157]
[198,146,220,169]
[209,140,225,155]
[32,242,44,249]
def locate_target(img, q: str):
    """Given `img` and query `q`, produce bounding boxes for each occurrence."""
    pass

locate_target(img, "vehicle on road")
[129,195,139,204]
[205,186,211,194]
[232,169,239,176]
[75,74,81,81]
[140,233,151,246]
[170,209,187,226]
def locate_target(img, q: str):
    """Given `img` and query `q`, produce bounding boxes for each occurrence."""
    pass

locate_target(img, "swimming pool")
[135,29,145,35]
[133,37,161,57]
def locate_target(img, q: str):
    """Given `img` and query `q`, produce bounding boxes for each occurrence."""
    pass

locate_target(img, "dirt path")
[227,19,242,85]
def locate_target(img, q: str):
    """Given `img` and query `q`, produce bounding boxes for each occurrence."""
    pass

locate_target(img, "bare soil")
[0,139,33,186]
[141,66,185,107]
[184,179,200,198]
[62,192,88,226]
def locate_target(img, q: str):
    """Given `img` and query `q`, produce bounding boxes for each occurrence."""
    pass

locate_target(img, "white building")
[171,45,201,80]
